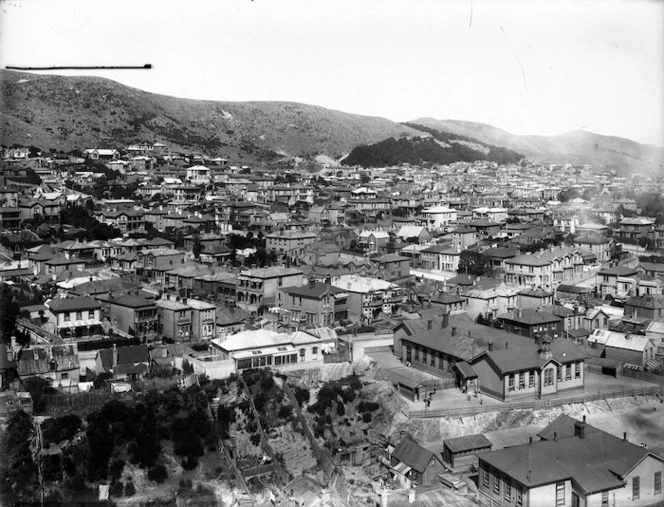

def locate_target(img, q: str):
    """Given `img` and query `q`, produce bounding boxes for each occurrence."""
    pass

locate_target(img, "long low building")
[209,328,336,372]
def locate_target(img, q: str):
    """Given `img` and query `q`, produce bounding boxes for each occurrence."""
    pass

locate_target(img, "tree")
[192,235,203,259]
[458,250,491,277]
[0,285,20,344]
[0,410,39,503]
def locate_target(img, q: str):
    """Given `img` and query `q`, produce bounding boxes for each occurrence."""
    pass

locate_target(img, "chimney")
[488,341,494,352]
[505,342,508,349]
[554,432,558,441]
[451,326,457,336]
[623,432,627,442]
[574,415,586,439]
[427,319,432,330]
[113,343,118,367]
[442,312,449,329]
[529,436,533,445]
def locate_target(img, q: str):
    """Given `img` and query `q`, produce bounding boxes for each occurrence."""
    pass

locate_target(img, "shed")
[442,433,493,470]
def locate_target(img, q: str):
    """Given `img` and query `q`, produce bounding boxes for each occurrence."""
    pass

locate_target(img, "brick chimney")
[442,312,449,329]
[574,415,587,439]
[488,341,494,352]
[427,320,432,330]
[451,326,457,337]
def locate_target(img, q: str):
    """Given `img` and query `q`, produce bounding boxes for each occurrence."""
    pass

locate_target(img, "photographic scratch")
[500,25,528,93]
[469,1,473,28]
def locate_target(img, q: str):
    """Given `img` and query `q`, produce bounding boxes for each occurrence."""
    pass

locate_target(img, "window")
[655,471,662,495]
[575,363,581,379]
[516,485,523,507]
[519,373,525,389]
[565,365,572,380]
[528,371,535,387]
[633,476,640,499]
[504,477,512,501]
[64,313,70,322]
[544,369,554,386]
[61,372,68,380]
[430,353,435,367]
[277,276,283,286]
[312,347,318,360]
[557,366,562,382]
[508,376,515,391]
[601,491,609,507]
[493,473,501,495]
[76,311,82,320]
[299,348,305,362]
[482,468,490,487]
[556,482,565,505]
[88,310,95,319]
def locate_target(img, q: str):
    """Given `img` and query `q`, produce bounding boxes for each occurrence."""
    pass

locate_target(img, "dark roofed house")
[497,307,564,339]
[478,415,664,507]
[383,434,445,488]
[95,344,149,381]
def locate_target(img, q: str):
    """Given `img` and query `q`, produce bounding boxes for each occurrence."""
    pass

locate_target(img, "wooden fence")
[408,386,662,419]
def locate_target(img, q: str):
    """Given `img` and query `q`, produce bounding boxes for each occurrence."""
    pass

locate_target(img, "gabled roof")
[48,296,101,312]
[498,308,561,326]
[481,416,663,494]
[391,435,438,474]
[117,345,149,365]
[444,433,492,453]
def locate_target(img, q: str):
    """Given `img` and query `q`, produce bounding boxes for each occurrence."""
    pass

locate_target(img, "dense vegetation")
[341,124,524,167]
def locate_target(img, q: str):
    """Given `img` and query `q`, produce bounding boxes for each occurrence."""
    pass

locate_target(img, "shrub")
[250,433,262,447]
[109,459,125,481]
[357,401,379,413]
[336,403,345,416]
[182,456,199,471]
[277,404,292,420]
[147,464,168,483]
[292,386,310,405]
[362,412,372,423]
[124,481,136,497]
[42,414,83,446]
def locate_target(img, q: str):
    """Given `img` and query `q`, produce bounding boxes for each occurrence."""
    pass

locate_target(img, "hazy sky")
[1,0,663,146]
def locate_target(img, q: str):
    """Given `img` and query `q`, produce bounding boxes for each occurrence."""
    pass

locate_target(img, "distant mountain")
[0,70,419,161]
[341,125,524,167]
[409,118,664,175]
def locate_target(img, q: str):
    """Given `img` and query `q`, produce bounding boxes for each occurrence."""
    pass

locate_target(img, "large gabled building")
[478,415,664,507]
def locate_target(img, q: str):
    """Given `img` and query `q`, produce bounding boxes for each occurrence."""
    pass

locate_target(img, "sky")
[1,0,663,146]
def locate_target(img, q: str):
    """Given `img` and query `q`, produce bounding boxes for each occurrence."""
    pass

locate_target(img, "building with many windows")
[478,415,664,507]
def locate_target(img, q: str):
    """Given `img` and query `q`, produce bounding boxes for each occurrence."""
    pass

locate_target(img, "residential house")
[156,297,192,342]
[277,281,348,328]
[497,308,564,339]
[330,274,403,322]
[504,247,584,288]
[186,298,217,341]
[421,206,457,231]
[236,267,303,313]
[95,344,150,381]
[518,287,554,309]
[596,266,640,300]
[624,295,664,321]
[420,244,461,273]
[266,230,317,261]
[464,281,519,322]
[16,344,80,389]
[358,229,390,253]
[135,248,186,285]
[215,306,249,338]
[373,253,411,282]
[395,225,431,244]
[442,434,493,471]
[382,434,445,488]
[46,296,103,339]
[109,294,159,342]
[573,235,612,263]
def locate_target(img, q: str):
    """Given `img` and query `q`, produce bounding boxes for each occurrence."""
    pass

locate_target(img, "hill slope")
[409,118,664,175]
[0,70,419,160]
